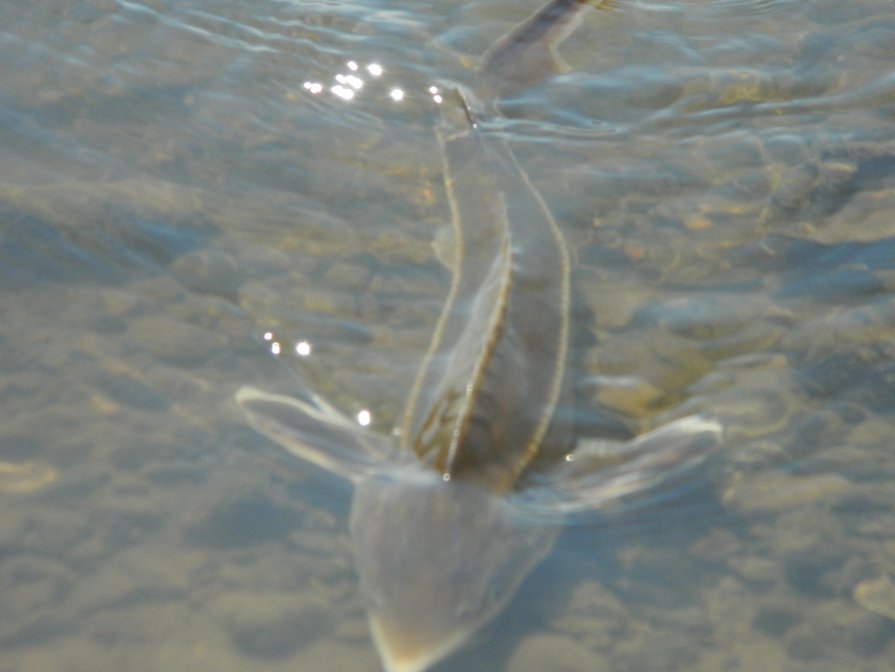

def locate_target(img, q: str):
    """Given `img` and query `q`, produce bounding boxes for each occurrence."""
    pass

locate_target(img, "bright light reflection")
[304,60,452,107]
[270,341,281,356]
[357,409,372,427]
[336,73,364,90]
[263,331,274,341]
[331,84,355,100]
[295,340,312,357]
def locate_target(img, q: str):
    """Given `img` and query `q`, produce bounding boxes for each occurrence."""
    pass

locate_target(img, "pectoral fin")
[236,386,393,482]
[519,415,723,517]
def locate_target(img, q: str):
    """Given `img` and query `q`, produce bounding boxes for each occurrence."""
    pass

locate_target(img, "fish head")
[349,472,558,672]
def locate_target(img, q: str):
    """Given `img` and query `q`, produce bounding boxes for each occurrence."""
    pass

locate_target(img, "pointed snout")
[368,614,470,672]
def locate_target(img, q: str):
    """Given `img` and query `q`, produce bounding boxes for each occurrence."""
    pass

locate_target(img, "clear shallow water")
[2,0,895,670]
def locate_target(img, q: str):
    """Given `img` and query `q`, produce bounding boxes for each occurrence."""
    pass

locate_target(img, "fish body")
[238,90,572,672]
[400,90,571,493]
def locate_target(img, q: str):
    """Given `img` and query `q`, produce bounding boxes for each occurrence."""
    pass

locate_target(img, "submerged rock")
[854,575,895,621]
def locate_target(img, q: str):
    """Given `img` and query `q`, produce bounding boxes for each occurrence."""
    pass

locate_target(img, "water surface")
[2,0,895,670]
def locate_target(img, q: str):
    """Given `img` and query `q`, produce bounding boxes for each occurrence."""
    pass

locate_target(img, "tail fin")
[479,0,617,89]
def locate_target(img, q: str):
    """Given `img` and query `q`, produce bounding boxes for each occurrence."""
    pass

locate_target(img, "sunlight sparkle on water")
[357,409,372,427]
[295,340,312,357]
[300,59,447,106]
[336,73,364,90]
[331,84,355,101]
[262,331,281,355]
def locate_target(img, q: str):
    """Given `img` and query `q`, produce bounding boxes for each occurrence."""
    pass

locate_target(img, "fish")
[479,0,616,92]
[236,2,722,671]
[237,88,570,672]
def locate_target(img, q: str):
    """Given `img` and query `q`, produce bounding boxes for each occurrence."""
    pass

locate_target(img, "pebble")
[366,229,433,266]
[785,624,824,661]
[322,260,372,289]
[729,555,780,586]
[210,591,332,659]
[551,580,630,652]
[171,249,240,296]
[783,545,847,597]
[0,460,57,493]
[95,371,170,412]
[292,637,377,672]
[854,576,895,621]
[506,633,608,672]
[722,472,853,514]
[586,375,665,418]
[183,488,297,549]
[752,601,802,636]
[127,314,224,368]
[96,287,149,317]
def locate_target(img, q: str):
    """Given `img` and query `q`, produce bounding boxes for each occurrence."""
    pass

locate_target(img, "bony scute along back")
[236,2,722,671]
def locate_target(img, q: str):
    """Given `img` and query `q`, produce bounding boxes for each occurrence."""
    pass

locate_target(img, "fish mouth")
[368,614,471,672]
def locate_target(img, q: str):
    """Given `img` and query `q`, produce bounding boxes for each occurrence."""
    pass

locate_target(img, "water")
[1,0,894,670]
